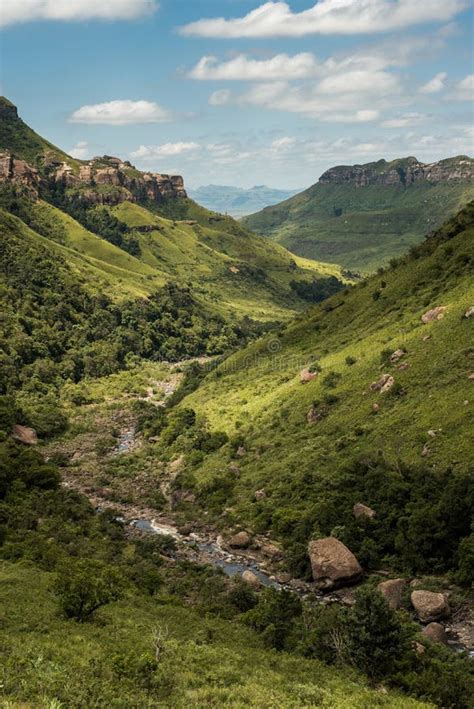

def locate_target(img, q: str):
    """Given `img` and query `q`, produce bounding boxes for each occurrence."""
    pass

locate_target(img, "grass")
[0,562,429,708]
[243,178,474,273]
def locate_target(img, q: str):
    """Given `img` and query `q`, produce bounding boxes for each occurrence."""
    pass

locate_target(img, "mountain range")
[243,156,474,273]
[188,184,300,217]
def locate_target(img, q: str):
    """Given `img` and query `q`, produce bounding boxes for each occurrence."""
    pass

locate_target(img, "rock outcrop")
[422,306,447,323]
[0,152,40,196]
[319,156,473,189]
[308,537,362,590]
[377,578,406,610]
[370,374,395,393]
[411,590,450,623]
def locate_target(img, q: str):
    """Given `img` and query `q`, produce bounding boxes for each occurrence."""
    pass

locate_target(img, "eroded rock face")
[422,306,447,323]
[11,424,38,445]
[229,531,251,549]
[308,537,362,590]
[319,156,473,188]
[0,152,40,196]
[411,590,450,623]
[421,622,448,645]
[377,578,406,610]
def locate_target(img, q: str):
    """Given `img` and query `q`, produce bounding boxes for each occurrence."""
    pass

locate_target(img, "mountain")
[0,97,346,324]
[243,156,474,273]
[188,184,300,217]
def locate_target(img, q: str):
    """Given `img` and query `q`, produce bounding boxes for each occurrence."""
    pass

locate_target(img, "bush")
[53,558,126,622]
[345,356,357,366]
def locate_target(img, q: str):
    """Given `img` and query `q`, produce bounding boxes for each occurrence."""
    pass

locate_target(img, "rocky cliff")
[0,152,40,195]
[319,156,473,188]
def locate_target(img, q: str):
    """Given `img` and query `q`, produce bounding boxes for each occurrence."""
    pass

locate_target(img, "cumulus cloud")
[69,100,171,125]
[419,72,447,94]
[209,89,233,106]
[0,0,157,27]
[130,142,201,159]
[451,74,474,100]
[189,53,319,81]
[69,141,90,159]
[180,0,466,38]
[381,112,426,128]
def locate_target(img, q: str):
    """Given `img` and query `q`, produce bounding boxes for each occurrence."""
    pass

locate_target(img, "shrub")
[345,356,357,366]
[321,372,341,389]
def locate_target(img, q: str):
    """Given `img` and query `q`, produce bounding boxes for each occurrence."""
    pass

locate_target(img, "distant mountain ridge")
[243,155,474,273]
[189,184,300,217]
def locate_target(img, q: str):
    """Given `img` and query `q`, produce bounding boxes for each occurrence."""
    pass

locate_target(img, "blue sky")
[1,0,473,188]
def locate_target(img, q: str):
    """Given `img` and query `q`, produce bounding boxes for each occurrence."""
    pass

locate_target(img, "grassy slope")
[182,206,474,519]
[0,563,425,708]
[243,180,474,273]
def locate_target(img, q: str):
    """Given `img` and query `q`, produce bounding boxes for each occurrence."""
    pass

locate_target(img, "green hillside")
[243,158,474,273]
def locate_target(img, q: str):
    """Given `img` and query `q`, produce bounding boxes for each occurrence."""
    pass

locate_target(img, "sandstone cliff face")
[0,152,40,195]
[319,156,473,188]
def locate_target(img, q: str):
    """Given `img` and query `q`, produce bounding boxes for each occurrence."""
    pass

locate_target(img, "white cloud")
[451,74,474,100]
[381,112,426,128]
[189,53,319,81]
[270,136,297,151]
[130,142,201,160]
[419,72,447,94]
[69,140,90,159]
[69,100,171,125]
[180,0,466,38]
[317,69,399,94]
[0,0,157,27]
[209,89,232,106]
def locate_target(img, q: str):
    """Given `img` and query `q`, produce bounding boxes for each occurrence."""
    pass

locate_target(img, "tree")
[346,586,413,680]
[53,558,125,622]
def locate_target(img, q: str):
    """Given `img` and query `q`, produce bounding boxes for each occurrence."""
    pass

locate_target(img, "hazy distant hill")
[243,156,474,272]
[189,184,300,217]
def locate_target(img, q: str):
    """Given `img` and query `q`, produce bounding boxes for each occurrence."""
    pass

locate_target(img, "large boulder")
[422,306,447,323]
[300,368,317,384]
[411,590,450,623]
[241,570,261,589]
[308,537,362,590]
[421,622,448,645]
[11,424,38,445]
[377,578,406,610]
[229,531,251,549]
[353,502,376,519]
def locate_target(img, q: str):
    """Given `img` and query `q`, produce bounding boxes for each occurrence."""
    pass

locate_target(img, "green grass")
[0,562,428,708]
[243,179,474,273]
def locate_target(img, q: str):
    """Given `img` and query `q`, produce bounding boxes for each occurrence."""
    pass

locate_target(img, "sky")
[0,0,473,189]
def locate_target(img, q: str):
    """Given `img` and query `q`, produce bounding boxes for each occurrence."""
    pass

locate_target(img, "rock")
[421,444,431,457]
[396,362,410,371]
[307,405,327,424]
[216,535,224,547]
[177,523,192,536]
[413,641,426,655]
[0,152,40,196]
[300,368,317,383]
[308,537,363,590]
[422,334,432,342]
[372,402,380,413]
[276,572,292,584]
[228,462,240,475]
[427,430,437,438]
[229,531,251,549]
[353,502,376,519]
[370,374,395,393]
[411,590,450,622]
[468,373,474,381]
[11,424,38,445]
[236,446,246,458]
[422,306,447,324]
[377,578,406,610]
[260,542,283,562]
[421,622,448,645]
[254,489,267,501]
[464,306,474,318]
[241,570,261,589]
[389,349,405,364]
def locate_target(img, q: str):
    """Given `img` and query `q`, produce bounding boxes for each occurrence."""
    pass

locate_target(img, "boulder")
[254,489,267,501]
[236,446,246,458]
[229,531,251,549]
[422,306,447,323]
[464,306,474,318]
[377,578,406,610]
[11,424,38,445]
[421,622,448,645]
[370,374,395,393]
[260,542,283,562]
[241,570,261,589]
[353,502,376,519]
[308,537,362,590]
[411,590,450,622]
[372,402,380,413]
[390,349,405,364]
[300,367,317,384]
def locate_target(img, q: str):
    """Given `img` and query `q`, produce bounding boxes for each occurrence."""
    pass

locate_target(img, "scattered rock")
[307,405,327,424]
[422,306,447,324]
[228,462,240,475]
[370,374,395,393]
[353,502,376,519]
[422,334,432,341]
[468,373,474,381]
[396,362,410,371]
[254,489,267,502]
[241,570,261,589]
[177,523,192,536]
[229,266,240,274]
[377,578,406,610]
[411,590,450,622]
[390,349,405,364]
[308,537,363,590]
[229,531,251,549]
[422,622,448,645]
[11,424,38,445]
[276,572,292,584]
[413,641,426,655]
[372,402,380,413]
[300,368,317,384]
[260,542,283,562]
[236,446,247,458]
[464,306,474,318]
[421,444,431,457]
